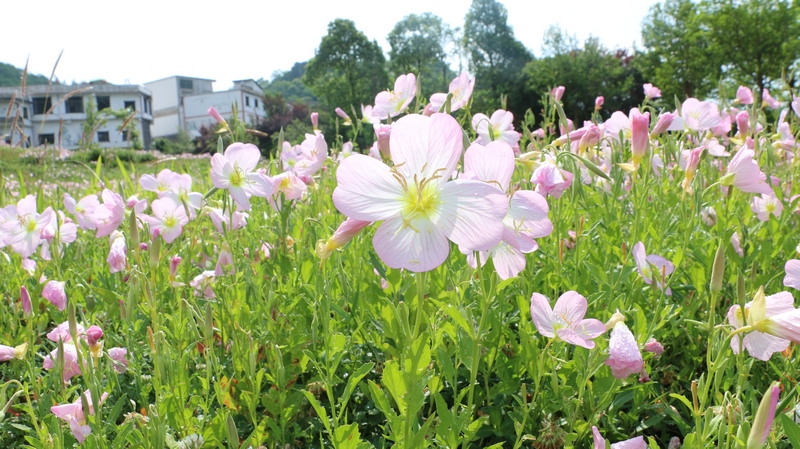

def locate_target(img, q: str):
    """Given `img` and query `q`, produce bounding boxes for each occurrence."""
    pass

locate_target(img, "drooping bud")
[746,382,780,449]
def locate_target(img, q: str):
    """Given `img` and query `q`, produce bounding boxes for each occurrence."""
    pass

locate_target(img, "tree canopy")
[0,62,49,87]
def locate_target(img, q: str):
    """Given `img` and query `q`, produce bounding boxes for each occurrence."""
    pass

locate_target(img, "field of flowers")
[1,74,800,449]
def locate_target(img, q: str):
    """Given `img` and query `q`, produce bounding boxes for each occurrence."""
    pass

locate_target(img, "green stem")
[412,271,426,339]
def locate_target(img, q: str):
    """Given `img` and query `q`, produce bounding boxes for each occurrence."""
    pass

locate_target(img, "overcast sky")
[3,0,660,91]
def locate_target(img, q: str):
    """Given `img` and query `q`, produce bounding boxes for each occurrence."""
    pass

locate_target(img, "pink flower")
[214,245,235,276]
[605,321,644,378]
[701,206,717,226]
[551,85,565,101]
[43,343,82,380]
[751,194,783,222]
[143,198,189,243]
[732,231,744,257]
[208,106,227,125]
[429,72,475,112]
[316,218,372,259]
[93,189,125,238]
[361,104,380,125]
[460,141,553,279]
[107,231,127,273]
[310,112,319,130]
[531,157,574,199]
[669,98,722,132]
[108,347,129,373]
[592,426,647,449]
[126,195,148,215]
[63,193,99,230]
[632,242,674,295]
[2,195,53,258]
[727,290,795,360]
[643,83,661,99]
[722,147,773,194]
[595,96,604,109]
[47,321,86,343]
[51,391,108,443]
[290,134,328,179]
[207,207,248,233]
[736,85,754,105]
[43,280,67,311]
[529,291,606,349]
[471,110,520,147]
[332,113,508,272]
[20,285,31,316]
[373,73,417,119]
[140,169,178,194]
[210,143,274,210]
[86,326,103,346]
[190,271,216,298]
[680,146,704,192]
[762,89,780,109]
[631,110,650,165]
[0,343,27,361]
[792,95,800,118]
[643,338,664,356]
[373,123,392,158]
[783,259,800,292]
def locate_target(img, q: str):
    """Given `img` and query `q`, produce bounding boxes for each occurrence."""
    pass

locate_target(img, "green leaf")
[382,360,407,414]
[339,362,374,413]
[333,423,362,449]
[367,380,397,420]
[302,391,331,434]
[779,414,800,448]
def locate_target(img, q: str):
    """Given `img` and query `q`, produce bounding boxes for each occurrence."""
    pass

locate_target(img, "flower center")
[24,217,37,233]
[766,203,776,214]
[229,166,246,187]
[164,216,177,228]
[403,179,440,219]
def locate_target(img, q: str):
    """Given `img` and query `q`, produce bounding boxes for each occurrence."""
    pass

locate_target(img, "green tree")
[640,0,720,100]
[524,27,644,123]
[387,13,453,95]
[304,19,389,111]
[258,62,318,105]
[0,62,49,87]
[702,0,800,96]
[463,0,532,110]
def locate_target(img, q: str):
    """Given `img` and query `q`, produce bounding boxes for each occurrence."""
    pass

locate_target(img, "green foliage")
[66,147,157,163]
[304,19,389,111]
[463,0,532,111]
[702,0,800,94]
[259,62,318,105]
[152,129,196,155]
[387,13,454,96]
[524,27,644,123]
[0,62,49,87]
[640,0,720,100]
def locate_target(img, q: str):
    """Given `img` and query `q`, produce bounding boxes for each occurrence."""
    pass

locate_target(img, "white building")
[144,76,266,139]
[0,82,153,149]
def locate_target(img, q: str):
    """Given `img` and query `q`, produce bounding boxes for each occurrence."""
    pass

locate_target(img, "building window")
[124,101,136,111]
[179,79,193,89]
[65,96,84,113]
[96,95,110,110]
[245,96,250,107]
[38,134,55,145]
[32,97,52,115]
[122,130,128,141]
[97,131,110,142]
[254,99,258,108]
[144,98,151,114]
[22,107,28,119]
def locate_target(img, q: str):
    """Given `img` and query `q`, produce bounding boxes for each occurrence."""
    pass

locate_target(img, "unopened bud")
[710,241,725,293]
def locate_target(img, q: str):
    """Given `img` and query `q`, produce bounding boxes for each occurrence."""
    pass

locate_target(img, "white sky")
[2,0,659,92]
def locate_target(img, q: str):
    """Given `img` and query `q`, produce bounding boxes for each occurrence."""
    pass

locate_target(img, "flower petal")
[553,291,588,326]
[390,113,462,186]
[438,179,507,251]
[463,141,515,191]
[332,154,405,221]
[529,293,556,337]
[372,216,449,272]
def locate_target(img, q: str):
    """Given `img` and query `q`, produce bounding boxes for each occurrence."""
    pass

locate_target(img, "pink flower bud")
[20,286,32,316]
[42,280,67,311]
[208,107,227,125]
[595,96,604,109]
[604,321,643,378]
[736,111,750,136]
[335,107,350,120]
[631,110,650,164]
[651,112,676,136]
[86,325,104,345]
[169,256,182,278]
[532,128,546,139]
[736,86,753,105]
[374,123,392,158]
[551,86,565,101]
[311,112,319,130]
[139,243,148,251]
[422,103,436,116]
[316,218,372,259]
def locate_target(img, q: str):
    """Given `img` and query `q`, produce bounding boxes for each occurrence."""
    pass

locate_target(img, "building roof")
[0,83,152,97]
[144,75,216,84]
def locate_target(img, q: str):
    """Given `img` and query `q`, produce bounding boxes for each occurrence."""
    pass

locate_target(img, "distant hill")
[0,62,50,87]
